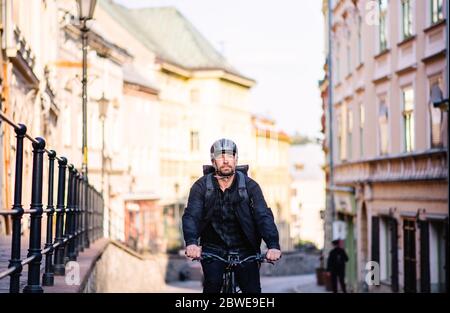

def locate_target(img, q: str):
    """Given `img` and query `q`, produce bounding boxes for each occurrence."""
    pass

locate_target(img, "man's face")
[212,152,237,176]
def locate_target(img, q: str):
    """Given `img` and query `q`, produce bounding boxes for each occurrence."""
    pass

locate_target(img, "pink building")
[321,0,448,292]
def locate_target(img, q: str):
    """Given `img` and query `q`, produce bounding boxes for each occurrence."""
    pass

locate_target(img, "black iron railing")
[0,111,104,293]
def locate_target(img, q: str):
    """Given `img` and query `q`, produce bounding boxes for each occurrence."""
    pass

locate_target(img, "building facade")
[1,0,61,235]
[1,1,294,254]
[321,0,448,292]
[289,142,326,249]
[250,115,293,251]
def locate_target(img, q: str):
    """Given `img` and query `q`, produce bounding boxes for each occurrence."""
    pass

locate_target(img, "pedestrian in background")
[326,239,348,293]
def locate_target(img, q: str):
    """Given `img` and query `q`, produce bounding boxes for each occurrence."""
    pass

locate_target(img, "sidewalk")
[0,236,109,293]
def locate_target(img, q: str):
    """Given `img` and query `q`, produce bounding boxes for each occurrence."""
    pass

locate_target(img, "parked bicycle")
[193,251,274,293]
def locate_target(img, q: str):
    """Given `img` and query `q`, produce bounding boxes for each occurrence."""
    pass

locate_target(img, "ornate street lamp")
[97,92,110,238]
[98,93,109,194]
[77,0,97,179]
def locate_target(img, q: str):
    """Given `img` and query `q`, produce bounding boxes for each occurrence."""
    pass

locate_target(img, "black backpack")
[202,165,250,207]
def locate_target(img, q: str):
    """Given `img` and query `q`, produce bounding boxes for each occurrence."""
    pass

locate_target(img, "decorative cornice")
[334,149,447,184]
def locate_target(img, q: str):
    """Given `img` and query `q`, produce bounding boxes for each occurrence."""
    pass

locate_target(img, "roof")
[98,0,254,83]
[123,63,159,94]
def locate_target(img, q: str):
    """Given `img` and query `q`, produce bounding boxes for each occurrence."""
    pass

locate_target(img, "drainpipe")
[327,0,336,246]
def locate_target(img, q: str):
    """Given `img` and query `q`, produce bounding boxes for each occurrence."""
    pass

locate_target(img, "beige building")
[0,0,61,234]
[289,143,326,249]
[250,115,293,251]
[1,0,293,254]
[94,0,257,252]
[321,0,448,292]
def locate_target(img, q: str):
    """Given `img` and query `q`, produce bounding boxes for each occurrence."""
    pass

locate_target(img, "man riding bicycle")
[182,138,282,293]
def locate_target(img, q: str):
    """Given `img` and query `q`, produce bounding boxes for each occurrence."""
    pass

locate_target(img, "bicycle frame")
[194,251,272,293]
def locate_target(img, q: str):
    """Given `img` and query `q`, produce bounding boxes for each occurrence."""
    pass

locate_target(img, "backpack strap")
[236,171,249,203]
[205,173,215,207]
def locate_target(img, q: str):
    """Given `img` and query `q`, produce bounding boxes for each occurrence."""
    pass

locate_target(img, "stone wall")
[260,251,321,276]
[82,241,169,292]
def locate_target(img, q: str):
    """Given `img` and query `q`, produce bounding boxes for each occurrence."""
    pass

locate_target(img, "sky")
[115,0,325,138]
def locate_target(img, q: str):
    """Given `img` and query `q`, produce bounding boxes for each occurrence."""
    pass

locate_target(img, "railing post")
[54,157,67,275]
[101,193,104,239]
[75,171,80,257]
[64,165,75,263]
[98,191,101,240]
[42,150,56,286]
[23,137,46,293]
[85,182,91,248]
[85,183,94,248]
[93,190,97,241]
[93,191,97,241]
[8,124,26,293]
[77,173,84,253]
[79,175,86,251]
[68,169,78,261]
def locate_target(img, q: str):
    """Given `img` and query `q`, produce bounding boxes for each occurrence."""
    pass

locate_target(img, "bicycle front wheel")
[222,271,234,293]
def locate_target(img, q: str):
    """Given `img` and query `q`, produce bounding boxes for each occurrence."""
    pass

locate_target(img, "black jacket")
[327,247,349,273]
[182,174,280,252]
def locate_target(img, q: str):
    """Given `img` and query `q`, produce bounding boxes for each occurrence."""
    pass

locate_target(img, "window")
[402,0,413,39]
[190,88,200,103]
[335,43,341,83]
[429,221,447,292]
[429,77,444,148]
[357,16,363,64]
[379,0,388,52]
[347,30,352,75]
[359,103,365,157]
[380,217,393,282]
[347,108,353,160]
[337,111,343,161]
[378,100,389,155]
[190,130,199,152]
[431,0,444,24]
[337,106,348,161]
[63,107,71,146]
[402,87,415,152]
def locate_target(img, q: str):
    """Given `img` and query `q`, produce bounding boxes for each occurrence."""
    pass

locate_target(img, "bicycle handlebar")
[192,252,274,265]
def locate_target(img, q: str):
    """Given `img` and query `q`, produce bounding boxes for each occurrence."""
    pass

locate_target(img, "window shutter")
[445,218,449,293]
[419,220,430,292]
[372,216,380,263]
[391,218,399,292]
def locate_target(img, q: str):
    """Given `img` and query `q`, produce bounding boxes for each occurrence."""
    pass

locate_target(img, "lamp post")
[97,93,109,238]
[97,93,109,195]
[77,0,97,179]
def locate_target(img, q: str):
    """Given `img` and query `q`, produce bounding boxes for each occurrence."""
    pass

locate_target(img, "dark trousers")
[201,245,261,293]
[331,271,347,293]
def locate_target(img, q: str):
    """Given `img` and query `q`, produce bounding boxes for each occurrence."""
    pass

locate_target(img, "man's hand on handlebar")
[185,244,202,259]
[266,249,282,262]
